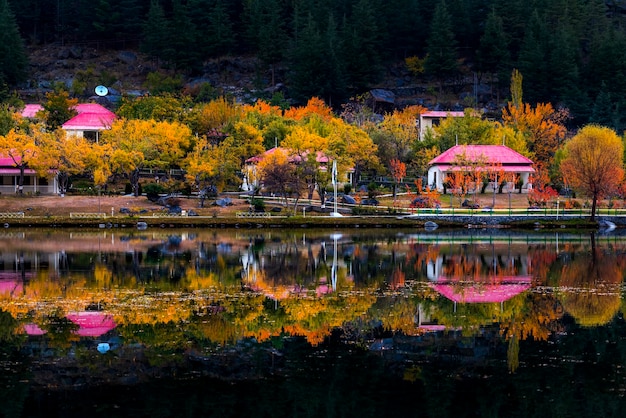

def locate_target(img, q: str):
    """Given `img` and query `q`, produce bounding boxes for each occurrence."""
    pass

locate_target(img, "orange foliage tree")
[528,163,558,207]
[390,158,406,203]
[560,125,624,220]
[501,69,568,168]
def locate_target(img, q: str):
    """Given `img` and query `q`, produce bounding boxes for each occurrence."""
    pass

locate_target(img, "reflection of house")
[427,145,534,192]
[431,276,532,304]
[426,251,532,304]
[22,103,117,142]
[419,110,464,140]
[0,156,59,194]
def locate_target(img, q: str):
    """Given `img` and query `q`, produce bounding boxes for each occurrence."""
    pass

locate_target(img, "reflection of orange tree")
[526,246,558,285]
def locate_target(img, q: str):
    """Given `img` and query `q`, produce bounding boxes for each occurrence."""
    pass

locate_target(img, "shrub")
[143,183,166,201]
[250,197,265,212]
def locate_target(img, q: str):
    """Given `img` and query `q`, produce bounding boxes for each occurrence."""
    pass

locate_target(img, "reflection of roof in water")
[66,312,116,337]
[432,275,532,303]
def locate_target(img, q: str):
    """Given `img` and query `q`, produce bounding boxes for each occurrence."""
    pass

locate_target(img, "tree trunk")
[130,169,140,197]
[58,171,69,196]
[591,193,598,221]
[18,166,25,194]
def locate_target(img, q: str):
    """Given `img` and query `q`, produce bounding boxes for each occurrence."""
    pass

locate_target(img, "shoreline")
[0,213,604,230]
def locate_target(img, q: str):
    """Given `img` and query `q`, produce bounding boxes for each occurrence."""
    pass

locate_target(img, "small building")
[243,147,353,191]
[419,110,465,141]
[427,145,534,192]
[0,156,59,195]
[22,103,116,143]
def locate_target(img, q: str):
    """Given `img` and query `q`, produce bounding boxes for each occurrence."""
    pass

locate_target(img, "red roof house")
[427,145,534,193]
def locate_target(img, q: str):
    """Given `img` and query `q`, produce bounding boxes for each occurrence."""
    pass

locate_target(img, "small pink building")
[22,103,116,142]
[0,156,58,194]
[419,110,465,140]
[427,145,534,192]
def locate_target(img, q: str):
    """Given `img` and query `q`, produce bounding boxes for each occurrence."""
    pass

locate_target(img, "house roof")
[0,156,37,174]
[21,104,43,118]
[246,147,330,164]
[21,103,117,130]
[421,110,465,118]
[429,145,534,166]
[62,111,116,130]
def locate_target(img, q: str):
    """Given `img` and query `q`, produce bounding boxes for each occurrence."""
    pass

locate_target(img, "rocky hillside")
[19,43,487,113]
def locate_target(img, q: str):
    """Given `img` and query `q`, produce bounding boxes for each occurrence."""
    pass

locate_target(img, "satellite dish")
[95,85,108,96]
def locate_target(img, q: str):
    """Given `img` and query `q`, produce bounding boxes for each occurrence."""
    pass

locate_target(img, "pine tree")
[424,0,459,91]
[590,82,620,131]
[516,10,549,103]
[141,1,171,64]
[288,12,346,105]
[168,0,200,72]
[0,0,27,86]
[476,9,510,79]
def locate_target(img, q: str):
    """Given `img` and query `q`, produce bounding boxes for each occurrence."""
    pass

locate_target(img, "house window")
[84,131,98,142]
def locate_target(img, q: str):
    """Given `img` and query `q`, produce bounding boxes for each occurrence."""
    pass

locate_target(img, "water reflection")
[1,228,626,416]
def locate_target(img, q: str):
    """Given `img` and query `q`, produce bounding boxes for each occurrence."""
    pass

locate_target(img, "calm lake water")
[1,227,626,417]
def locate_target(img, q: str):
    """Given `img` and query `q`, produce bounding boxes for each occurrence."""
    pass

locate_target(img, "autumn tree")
[560,125,624,220]
[0,124,45,193]
[257,148,303,212]
[116,94,192,123]
[183,136,240,207]
[188,97,242,140]
[368,105,424,167]
[502,70,568,168]
[102,119,193,196]
[35,129,90,196]
[390,158,406,203]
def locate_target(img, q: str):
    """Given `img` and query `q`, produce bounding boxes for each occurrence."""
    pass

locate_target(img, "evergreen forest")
[2,0,626,129]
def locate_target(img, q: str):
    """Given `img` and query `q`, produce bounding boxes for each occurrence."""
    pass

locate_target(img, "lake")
[1,227,626,417]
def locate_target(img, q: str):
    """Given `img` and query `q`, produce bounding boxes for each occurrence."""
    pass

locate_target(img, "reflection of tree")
[557,238,624,327]
[0,309,19,345]
[499,293,563,372]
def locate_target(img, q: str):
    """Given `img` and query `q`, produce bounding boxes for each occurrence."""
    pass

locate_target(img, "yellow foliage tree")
[102,118,193,195]
[560,125,624,220]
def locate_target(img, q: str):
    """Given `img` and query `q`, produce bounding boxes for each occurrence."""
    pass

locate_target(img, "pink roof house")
[419,110,465,140]
[427,145,534,193]
[0,156,58,194]
[21,103,116,142]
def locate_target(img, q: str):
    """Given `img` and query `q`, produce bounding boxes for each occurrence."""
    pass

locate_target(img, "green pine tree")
[424,0,459,92]
[0,0,27,86]
[516,10,549,103]
[141,1,171,64]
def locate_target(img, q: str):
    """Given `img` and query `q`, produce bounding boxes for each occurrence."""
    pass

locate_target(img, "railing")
[403,206,626,217]
[236,212,271,218]
[0,212,25,218]
[69,212,108,219]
